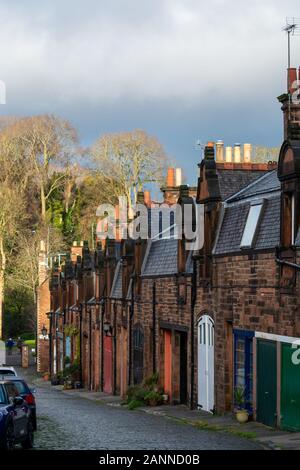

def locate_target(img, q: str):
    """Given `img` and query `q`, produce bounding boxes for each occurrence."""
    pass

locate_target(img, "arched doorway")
[198,315,214,413]
[133,326,144,385]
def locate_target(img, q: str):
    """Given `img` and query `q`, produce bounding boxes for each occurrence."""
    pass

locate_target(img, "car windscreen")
[0,370,15,376]
[0,385,6,403]
[13,380,28,394]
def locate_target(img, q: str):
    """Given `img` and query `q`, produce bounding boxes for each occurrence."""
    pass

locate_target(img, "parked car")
[0,366,17,377]
[0,380,34,450]
[4,377,37,431]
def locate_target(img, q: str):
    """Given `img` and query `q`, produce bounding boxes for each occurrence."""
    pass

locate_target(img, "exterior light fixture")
[103,321,112,336]
[41,325,48,338]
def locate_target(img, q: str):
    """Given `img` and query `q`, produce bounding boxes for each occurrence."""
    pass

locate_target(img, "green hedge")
[23,340,36,348]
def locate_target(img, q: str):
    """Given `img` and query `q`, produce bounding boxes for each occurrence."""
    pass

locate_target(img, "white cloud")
[0,0,299,107]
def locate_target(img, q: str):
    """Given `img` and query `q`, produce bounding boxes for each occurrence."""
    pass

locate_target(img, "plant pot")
[236,410,248,423]
[149,399,158,407]
[64,382,73,390]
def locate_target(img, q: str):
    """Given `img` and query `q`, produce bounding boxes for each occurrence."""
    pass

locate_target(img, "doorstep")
[136,405,298,450]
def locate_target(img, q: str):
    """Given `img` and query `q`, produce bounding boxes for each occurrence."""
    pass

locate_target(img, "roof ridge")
[225,170,278,203]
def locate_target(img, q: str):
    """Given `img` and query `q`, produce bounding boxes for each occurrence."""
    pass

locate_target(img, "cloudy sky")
[0,0,300,183]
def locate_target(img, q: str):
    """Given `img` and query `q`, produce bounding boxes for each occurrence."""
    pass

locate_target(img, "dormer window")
[240,201,263,249]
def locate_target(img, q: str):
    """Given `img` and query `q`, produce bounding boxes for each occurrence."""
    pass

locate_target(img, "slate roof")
[214,171,281,255]
[226,170,280,202]
[141,238,178,276]
[217,169,269,201]
[110,261,122,299]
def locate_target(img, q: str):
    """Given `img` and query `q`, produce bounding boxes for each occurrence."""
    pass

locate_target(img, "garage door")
[281,342,300,431]
[256,340,277,427]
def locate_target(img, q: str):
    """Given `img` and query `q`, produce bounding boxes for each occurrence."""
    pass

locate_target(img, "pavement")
[11,364,300,450]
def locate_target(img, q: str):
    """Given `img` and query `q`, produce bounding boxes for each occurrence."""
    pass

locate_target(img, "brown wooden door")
[120,327,128,397]
[103,335,113,394]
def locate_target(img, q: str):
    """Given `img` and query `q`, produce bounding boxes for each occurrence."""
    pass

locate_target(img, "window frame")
[240,200,264,249]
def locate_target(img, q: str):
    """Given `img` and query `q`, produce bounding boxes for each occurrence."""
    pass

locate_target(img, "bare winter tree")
[0,131,28,339]
[9,114,79,224]
[92,129,168,213]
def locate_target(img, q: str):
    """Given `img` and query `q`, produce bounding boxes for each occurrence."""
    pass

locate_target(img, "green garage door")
[257,340,277,427]
[281,343,300,431]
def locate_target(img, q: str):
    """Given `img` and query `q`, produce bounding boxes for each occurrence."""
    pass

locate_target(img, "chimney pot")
[175,168,182,186]
[243,143,252,163]
[234,143,241,163]
[144,190,151,206]
[225,146,232,162]
[216,140,224,162]
[166,168,175,187]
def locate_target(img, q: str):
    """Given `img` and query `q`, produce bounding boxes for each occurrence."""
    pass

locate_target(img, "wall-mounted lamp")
[103,321,113,337]
[41,325,48,339]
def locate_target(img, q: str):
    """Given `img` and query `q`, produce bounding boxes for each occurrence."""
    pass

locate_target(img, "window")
[0,385,6,403]
[234,330,254,413]
[291,193,295,244]
[240,202,263,248]
[4,383,19,403]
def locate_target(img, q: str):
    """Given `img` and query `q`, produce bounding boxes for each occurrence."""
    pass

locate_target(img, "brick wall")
[195,251,300,414]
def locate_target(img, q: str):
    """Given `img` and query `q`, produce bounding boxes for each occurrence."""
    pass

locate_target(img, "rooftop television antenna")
[195,139,205,161]
[283,18,300,120]
[283,18,300,70]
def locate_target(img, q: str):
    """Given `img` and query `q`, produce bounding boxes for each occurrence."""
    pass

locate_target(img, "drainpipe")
[100,298,105,391]
[275,257,300,269]
[79,303,83,386]
[113,304,117,395]
[152,281,156,374]
[48,312,53,376]
[89,307,92,390]
[190,257,197,410]
[128,274,135,386]
[275,246,300,270]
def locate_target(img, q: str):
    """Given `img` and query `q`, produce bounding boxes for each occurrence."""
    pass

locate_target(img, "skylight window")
[240,202,263,249]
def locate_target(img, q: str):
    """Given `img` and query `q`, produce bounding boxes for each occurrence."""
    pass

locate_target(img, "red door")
[103,336,112,394]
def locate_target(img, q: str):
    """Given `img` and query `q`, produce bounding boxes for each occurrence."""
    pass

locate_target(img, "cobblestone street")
[9,366,260,450]
[34,386,261,450]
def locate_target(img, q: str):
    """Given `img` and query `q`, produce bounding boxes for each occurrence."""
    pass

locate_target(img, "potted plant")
[234,387,249,423]
[43,371,50,381]
[144,390,164,407]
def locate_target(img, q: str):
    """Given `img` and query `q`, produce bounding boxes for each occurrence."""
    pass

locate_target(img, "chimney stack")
[175,168,182,187]
[234,143,241,163]
[166,168,175,187]
[278,67,300,140]
[243,143,252,163]
[216,140,224,162]
[225,146,232,162]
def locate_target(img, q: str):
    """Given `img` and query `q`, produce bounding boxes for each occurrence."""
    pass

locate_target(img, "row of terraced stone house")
[37,68,300,431]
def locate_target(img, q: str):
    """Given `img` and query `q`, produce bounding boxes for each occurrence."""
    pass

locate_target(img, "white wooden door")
[198,315,214,412]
